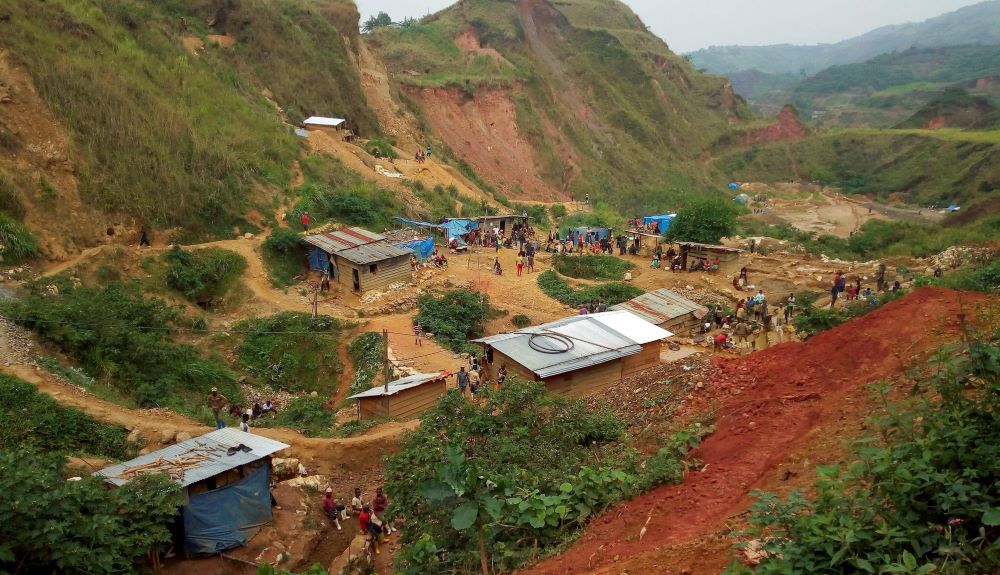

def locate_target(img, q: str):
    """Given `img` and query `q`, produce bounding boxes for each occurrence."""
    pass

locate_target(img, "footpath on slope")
[521,287,989,575]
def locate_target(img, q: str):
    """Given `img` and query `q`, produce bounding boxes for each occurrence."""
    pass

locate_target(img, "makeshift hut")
[348,372,449,420]
[610,288,707,335]
[678,242,742,274]
[473,311,672,398]
[477,214,530,236]
[641,214,676,234]
[304,227,412,294]
[625,230,662,256]
[567,226,610,245]
[94,429,289,555]
[302,116,346,136]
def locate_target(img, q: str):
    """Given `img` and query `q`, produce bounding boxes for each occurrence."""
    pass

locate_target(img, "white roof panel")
[349,372,447,399]
[303,116,346,127]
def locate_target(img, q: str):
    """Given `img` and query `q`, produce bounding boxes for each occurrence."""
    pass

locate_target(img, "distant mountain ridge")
[688,1,1000,75]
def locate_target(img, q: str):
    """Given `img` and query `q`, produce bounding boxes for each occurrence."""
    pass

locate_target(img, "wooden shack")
[94,429,288,555]
[679,242,742,274]
[477,213,530,236]
[611,288,708,335]
[348,372,448,420]
[474,311,672,399]
[304,227,413,294]
[302,116,346,136]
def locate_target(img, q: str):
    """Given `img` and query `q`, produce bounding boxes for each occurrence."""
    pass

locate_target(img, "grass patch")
[262,228,307,287]
[552,254,632,280]
[416,290,493,354]
[234,312,344,395]
[537,270,643,308]
[347,332,390,397]
[292,154,407,231]
[0,213,40,264]
[253,395,335,438]
[0,373,135,459]
[163,246,246,305]
[3,280,240,413]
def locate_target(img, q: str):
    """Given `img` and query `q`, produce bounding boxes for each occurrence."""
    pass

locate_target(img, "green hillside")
[688,1,1000,76]
[897,88,999,129]
[0,0,376,239]
[369,0,750,215]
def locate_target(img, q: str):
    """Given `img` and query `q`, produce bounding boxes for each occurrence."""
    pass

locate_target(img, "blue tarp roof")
[642,214,676,233]
[397,236,435,260]
[394,216,444,229]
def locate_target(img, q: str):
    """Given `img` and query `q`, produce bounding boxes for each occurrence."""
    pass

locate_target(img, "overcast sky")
[356,0,986,53]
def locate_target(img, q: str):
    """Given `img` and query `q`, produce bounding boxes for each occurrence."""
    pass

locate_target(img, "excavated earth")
[521,287,989,574]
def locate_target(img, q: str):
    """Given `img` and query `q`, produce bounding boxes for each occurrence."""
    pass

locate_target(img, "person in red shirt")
[713,332,728,352]
[322,487,346,531]
[358,504,382,554]
[373,487,394,535]
[301,211,310,231]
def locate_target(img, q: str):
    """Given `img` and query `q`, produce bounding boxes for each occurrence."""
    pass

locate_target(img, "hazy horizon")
[356,0,987,53]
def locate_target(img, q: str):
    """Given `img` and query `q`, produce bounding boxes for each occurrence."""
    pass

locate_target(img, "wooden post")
[383,329,391,393]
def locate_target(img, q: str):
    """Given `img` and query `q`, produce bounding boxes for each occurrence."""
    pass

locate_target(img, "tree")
[0,449,181,574]
[362,11,392,33]
[666,196,739,244]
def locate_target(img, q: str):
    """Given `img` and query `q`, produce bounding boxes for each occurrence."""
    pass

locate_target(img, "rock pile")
[932,245,997,270]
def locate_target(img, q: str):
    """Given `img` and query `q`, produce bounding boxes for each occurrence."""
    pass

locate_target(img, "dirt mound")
[520,287,987,574]
[454,26,512,66]
[740,105,809,146]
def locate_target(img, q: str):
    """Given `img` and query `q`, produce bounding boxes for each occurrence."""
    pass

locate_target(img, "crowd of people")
[452,352,507,401]
[703,289,796,353]
[207,387,278,432]
[322,485,397,555]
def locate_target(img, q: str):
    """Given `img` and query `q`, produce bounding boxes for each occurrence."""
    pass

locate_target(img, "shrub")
[666,197,739,244]
[0,213,40,264]
[2,281,239,412]
[416,290,491,353]
[262,228,306,287]
[728,335,1000,574]
[0,448,181,575]
[552,254,632,280]
[511,314,532,328]
[0,374,135,459]
[235,313,344,394]
[938,255,1000,293]
[254,395,335,438]
[163,246,246,303]
[366,137,398,159]
[550,204,568,220]
[537,270,643,308]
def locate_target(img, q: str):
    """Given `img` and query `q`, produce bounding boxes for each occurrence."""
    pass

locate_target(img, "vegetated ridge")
[369,0,749,210]
[688,0,1000,76]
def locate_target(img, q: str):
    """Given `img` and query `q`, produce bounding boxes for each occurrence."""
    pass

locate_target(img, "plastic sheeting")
[308,247,328,272]
[396,236,435,260]
[393,216,444,230]
[183,464,273,554]
[642,215,675,234]
[734,193,750,204]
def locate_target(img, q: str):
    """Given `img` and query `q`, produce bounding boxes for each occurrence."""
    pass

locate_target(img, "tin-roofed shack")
[611,288,708,335]
[94,429,289,555]
[304,227,413,294]
[679,242,742,274]
[348,372,449,420]
[473,311,672,398]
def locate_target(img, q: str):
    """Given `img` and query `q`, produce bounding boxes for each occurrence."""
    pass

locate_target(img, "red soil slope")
[521,287,986,574]
[740,104,809,146]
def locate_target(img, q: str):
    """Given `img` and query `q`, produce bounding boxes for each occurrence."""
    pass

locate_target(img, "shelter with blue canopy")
[641,214,676,234]
[567,226,610,244]
[728,182,741,190]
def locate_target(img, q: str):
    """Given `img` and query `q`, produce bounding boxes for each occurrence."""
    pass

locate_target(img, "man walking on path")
[301,212,310,231]
[208,387,228,430]
[139,227,151,247]
[413,321,423,346]
[456,366,470,396]
[784,293,795,322]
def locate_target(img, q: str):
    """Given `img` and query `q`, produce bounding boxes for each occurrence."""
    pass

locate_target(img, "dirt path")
[520,288,988,574]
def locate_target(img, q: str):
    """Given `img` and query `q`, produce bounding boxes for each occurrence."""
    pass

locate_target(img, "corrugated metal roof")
[303,227,412,264]
[679,242,742,253]
[94,429,289,488]
[349,372,447,399]
[473,311,671,378]
[303,116,346,127]
[610,289,707,326]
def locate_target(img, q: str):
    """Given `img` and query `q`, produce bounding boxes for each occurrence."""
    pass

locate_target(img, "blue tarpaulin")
[397,236,435,260]
[393,217,444,230]
[642,214,675,234]
[183,464,272,554]
[308,246,327,272]
[728,182,741,190]
[734,193,750,204]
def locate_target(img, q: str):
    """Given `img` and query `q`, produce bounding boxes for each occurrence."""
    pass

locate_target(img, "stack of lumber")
[116,450,211,482]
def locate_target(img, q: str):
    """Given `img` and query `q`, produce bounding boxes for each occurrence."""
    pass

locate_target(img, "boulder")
[272,458,301,481]
[159,430,176,444]
[175,431,194,443]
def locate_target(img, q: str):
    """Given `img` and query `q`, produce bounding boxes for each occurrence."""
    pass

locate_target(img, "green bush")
[0,374,135,459]
[550,204,568,220]
[0,213,40,264]
[163,246,246,303]
[235,313,344,395]
[262,228,306,287]
[537,270,643,308]
[347,332,389,397]
[666,196,740,244]
[366,138,399,159]
[416,290,492,353]
[552,254,632,280]
[254,395,335,438]
[0,448,181,574]
[511,314,532,328]
[2,281,240,412]
[938,255,1000,293]
[728,334,1000,574]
